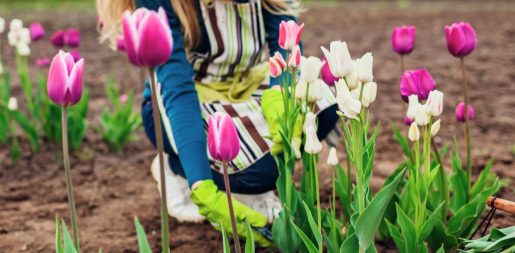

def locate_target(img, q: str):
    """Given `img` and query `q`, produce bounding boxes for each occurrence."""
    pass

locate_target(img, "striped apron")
[156,0,339,174]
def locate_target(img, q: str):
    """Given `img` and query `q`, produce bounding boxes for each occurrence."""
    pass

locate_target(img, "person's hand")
[190,180,272,247]
[261,88,302,155]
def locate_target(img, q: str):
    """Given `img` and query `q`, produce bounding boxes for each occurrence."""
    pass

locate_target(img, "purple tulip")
[400,68,436,103]
[64,29,80,47]
[321,57,339,86]
[69,49,81,62]
[29,22,45,42]
[51,30,65,48]
[116,36,126,52]
[455,102,474,123]
[391,25,416,55]
[35,57,50,68]
[122,7,173,67]
[444,22,477,58]
[207,112,240,162]
[47,50,84,106]
[403,116,414,126]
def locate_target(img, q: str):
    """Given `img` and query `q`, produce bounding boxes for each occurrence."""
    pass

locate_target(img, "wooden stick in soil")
[223,162,241,253]
[148,67,170,253]
[487,196,515,215]
[61,107,80,250]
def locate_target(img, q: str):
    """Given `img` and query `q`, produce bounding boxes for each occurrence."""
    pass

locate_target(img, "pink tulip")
[207,112,240,162]
[403,116,414,126]
[391,25,415,55]
[321,57,338,86]
[272,52,286,70]
[51,30,65,48]
[29,22,45,42]
[120,94,128,103]
[455,102,474,123]
[269,57,283,78]
[116,36,126,52]
[64,29,80,47]
[400,68,436,102]
[47,50,84,106]
[278,20,304,50]
[122,7,173,67]
[36,57,50,68]
[69,49,81,62]
[286,45,301,69]
[444,22,477,58]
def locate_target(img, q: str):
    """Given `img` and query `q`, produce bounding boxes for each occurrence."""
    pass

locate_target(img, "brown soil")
[1,1,515,252]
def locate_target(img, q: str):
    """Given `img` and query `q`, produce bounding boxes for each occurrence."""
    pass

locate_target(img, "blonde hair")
[96,0,299,49]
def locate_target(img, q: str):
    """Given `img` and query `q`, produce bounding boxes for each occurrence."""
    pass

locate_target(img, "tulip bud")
[391,25,416,55]
[36,57,51,68]
[408,122,420,142]
[321,58,339,86]
[303,112,317,133]
[356,52,373,83]
[269,57,283,78]
[207,112,240,162]
[320,41,353,78]
[430,119,441,137]
[273,52,287,70]
[64,28,80,47]
[51,30,66,48]
[299,56,323,84]
[278,20,304,50]
[351,82,377,108]
[425,90,444,117]
[406,94,419,120]
[0,17,5,34]
[415,103,430,126]
[16,43,30,56]
[287,45,301,69]
[7,97,18,111]
[292,138,302,159]
[295,79,323,102]
[400,68,436,102]
[403,115,414,126]
[304,125,322,154]
[327,147,339,167]
[47,50,84,106]
[9,19,22,32]
[346,62,360,90]
[29,22,45,42]
[444,22,477,58]
[335,79,361,119]
[455,102,474,123]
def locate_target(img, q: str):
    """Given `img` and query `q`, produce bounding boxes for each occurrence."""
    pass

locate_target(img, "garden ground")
[0,1,514,252]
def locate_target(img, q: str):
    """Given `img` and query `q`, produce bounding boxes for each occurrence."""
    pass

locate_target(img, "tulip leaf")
[56,216,64,253]
[291,221,319,253]
[221,224,230,253]
[61,220,78,253]
[301,200,322,247]
[12,110,40,151]
[391,123,411,158]
[272,211,300,253]
[134,217,152,253]
[245,220,255,253]
[419,202,444,243]
[395,204,417,252]
[470,160,493,197]
[386,220,407,253]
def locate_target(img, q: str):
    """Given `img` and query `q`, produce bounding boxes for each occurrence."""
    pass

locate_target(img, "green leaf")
[419,202,444,243]
[272,211,300,253]
[134,217,152,253]
[470,160,493,197]
[291,221,319,253]
[61,220,78,253]
[12,110,40,151]
[391,123,411,158]
[245,220,255,253]
[301,201,322,247]
[395,204,417,252]
[386,220,407,253]
[56,216,64,253]
[354,168,406,251]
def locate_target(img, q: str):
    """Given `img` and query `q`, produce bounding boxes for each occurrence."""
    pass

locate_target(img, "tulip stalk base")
[148,67,170,253]
[61,107,80,251]
[460,58,472,187]
[222,162,241,253]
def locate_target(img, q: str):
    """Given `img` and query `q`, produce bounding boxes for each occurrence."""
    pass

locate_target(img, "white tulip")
[299,56,323,84]
[406,95,419,120]
[16,43,30,56]
[351,82,377,108]
[430,119,441,137]
[9,19,22,32]
[336,79,361,119]
[8,97,18,111]
[425,90,444,117]
[7,31,17,46]
[295,79,307,100]
[303,112,317,133]
[415,103,430,126]
[0,17,5,34]
[292,138,302,159]
[327,147,339,166]
[320,41,353,78]
[356,52,374,83]
[307,79,324,102]
[408,122,420,142]
[19,28,31,44]
[304,125,322,154]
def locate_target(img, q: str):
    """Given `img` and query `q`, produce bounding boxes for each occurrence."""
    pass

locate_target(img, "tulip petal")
[63,51,75,73]
[122,10,142,66]
[47,52,69,106]
[138,12,173,66]
[448,26,466,57]
[207,115,220,161]
[216,113,240,162]
[67,59,84,105]
[278,21,287,49]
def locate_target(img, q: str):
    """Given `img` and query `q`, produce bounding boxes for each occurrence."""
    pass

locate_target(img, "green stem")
[223,162,241,253]
[148,68,170,253]
[313,155,322,249]
[432,141,448,221]
[61,107,80,251]
[460,58,472,190]
[400,54,405,75]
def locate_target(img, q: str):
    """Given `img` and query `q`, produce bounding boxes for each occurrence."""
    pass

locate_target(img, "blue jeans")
[142,99,338,194]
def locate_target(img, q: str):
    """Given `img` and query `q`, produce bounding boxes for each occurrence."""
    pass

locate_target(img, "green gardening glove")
[261,88,302,155]
[191,180,272,247]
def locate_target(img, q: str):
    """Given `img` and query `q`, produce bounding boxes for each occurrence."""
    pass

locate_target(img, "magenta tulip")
[391,25,415,55]
[321,57,338,86]
[444,22,477,58]
[47,50,84,106]
[51,30,65,48]
[208,112,240,162]
[455,102,474,123]
[36,57,50,68]
[278,20,304,50]
[403,115,414,126]
[29,22,45,42]
[400,68,436,102]
[122,7,173,67]
[116,36,126,52]
[69,49,81,62]
[64,29,80,47]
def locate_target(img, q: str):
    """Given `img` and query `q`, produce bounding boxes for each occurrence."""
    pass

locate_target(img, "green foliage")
[98,80,141,151]
[462,226,515,253]
[134,217,152,253]
[55,217,78,253]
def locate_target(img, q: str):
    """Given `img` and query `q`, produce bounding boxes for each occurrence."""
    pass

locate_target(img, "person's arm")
[262,4,303,87]
[137,0,211,187]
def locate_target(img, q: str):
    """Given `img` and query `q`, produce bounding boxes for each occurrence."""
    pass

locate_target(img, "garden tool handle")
[487,196,515,215]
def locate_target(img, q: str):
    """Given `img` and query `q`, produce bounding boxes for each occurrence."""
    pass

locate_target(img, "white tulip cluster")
[7,19,31,56]
[295,56,325,103]
[406,90,445,141]
[321,41,377,119]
